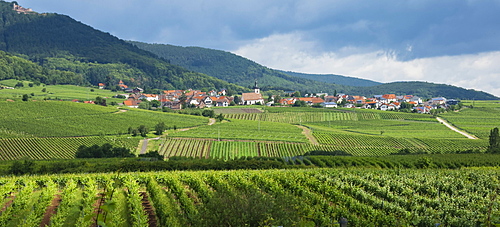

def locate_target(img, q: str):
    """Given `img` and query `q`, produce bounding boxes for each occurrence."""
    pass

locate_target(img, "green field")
[0,168,497,226]
[169,119,308,143]
[0,79,126,103]
[0,101,207,138]
[439,105,500,139]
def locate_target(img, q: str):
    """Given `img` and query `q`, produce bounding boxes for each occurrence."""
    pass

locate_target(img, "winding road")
[436,117,477,139]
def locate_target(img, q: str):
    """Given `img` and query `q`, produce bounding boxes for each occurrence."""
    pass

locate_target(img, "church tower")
[253,80,260,94]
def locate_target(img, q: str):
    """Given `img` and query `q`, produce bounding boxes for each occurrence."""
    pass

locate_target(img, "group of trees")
[489,127,500,153]
[75,143,134,158]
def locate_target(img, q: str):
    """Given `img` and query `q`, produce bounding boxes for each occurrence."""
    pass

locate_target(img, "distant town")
[91,80,461,114]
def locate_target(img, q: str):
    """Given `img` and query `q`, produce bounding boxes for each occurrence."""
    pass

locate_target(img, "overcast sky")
[17,0,500,97]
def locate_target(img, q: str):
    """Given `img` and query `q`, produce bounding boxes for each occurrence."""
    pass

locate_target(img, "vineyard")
[170,119,308,143]
[0,137,141,160]
[0,168,498,226]
[0,101,207,138]
[439,105,500,139]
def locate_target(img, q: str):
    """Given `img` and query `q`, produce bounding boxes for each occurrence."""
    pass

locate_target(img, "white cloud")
[234,33,500,97]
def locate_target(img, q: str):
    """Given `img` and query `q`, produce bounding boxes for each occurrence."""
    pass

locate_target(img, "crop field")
[0,137,141,160]
[224,109,433,124]
[0,168,498,226]
[305,118,465,138]
[0,79,126,102]
[313,132,487,154]
[439,106,500,139]
[0,101,207,137]
[170,119,308,143]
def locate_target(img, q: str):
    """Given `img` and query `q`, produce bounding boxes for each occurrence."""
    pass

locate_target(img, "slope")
[130,41,498,99]
[279,70,381,87]
[0,1,245,92]
[129,41,349,93]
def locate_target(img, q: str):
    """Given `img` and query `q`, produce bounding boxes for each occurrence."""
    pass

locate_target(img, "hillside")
[130,41,498,99]
[356,81,498,100]
[129,41,350,93]
[0,1,244,92]
[279,70,381,87]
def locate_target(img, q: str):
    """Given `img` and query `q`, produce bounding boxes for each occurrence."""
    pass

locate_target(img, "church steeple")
[253,80,260,94]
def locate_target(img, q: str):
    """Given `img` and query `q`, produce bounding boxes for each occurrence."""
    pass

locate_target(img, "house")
[203,96,217,107]
[298,97,324,105]
[431,97,447,105]
[118,80,128,89]
[123,98,141,108]
[98,83,105,89]
[139,94,158,101]
[216,97,230,107]
[382,94,397,103]
[280,98,296,105]
[321,102,338,108]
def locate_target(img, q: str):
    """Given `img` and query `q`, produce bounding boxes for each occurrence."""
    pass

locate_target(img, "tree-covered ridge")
[356,81,498,100]
[0,1,245,92]
[129,41,350,93]
[279,70,382,87]
[130,41,498,99]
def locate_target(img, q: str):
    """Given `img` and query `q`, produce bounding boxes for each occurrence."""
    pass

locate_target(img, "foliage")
[0,168,498,225]
[0,3,245,92]
[489,127,500,153]
[154,122,166,135]
[75,143,135,158]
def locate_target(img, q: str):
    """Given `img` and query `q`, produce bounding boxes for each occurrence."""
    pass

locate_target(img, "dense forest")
[0,1,245,92]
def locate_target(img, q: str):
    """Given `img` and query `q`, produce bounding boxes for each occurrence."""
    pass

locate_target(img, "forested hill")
[279,71,381,87]
[0,1,244,92]
[129,41,498,99]
[356,81,498,100]
[129,41,350,93]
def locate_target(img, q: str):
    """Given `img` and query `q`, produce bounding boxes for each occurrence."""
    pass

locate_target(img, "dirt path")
[114,109,128,114]
[436,117,478,139]
[140,137,161,154]
[208,118,216,125]
[296,125,319,145]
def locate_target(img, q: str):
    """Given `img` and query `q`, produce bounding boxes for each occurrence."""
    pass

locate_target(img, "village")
[99,80,460,114]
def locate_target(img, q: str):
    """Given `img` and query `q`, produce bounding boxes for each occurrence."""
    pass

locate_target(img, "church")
[240,81,264,105]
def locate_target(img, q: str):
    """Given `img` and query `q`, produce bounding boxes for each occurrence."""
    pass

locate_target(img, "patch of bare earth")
[140,192,158,227]
[39,194,62,227]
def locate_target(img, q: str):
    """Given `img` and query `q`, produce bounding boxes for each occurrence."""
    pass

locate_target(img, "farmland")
[0,168,498,226]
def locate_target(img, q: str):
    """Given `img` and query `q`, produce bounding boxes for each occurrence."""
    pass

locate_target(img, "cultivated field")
[0,168,498,226]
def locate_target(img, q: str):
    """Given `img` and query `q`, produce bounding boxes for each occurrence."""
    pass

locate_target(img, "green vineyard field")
[0,168,498,226]
[0,137,140,160]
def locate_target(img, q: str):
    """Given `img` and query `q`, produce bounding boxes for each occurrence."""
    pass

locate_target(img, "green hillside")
[130,41,498,99]
[356,81,498,100]
[0,1,245,92]
[279,70,381,87]
[129,41,350,93]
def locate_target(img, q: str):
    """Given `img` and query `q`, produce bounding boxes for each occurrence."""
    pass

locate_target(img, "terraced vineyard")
[0,137,141,160]
[0,168,498,226]
[170,119,308,143]
[0,101,207,138]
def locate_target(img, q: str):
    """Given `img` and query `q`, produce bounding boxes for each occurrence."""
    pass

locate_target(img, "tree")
[488,127,500,153]
[155,122,166,135]
[15,81,24,87]
[233,96,240,105]
[22,94,29,101]
[215,113,224,122]
[95,96,107,106]
[138,125,148,137]
[293,100,307,107]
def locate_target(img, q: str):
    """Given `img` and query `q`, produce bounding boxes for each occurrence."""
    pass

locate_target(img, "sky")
[17,0,500,97]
